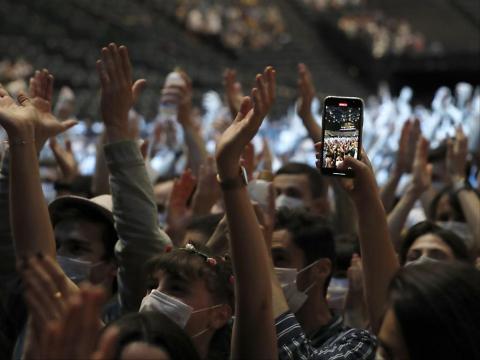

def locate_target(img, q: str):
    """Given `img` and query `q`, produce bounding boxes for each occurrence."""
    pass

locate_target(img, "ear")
[311,197,331,216]
[210,304,232,330]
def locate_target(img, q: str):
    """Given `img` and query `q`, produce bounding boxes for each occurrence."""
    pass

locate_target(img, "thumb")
[338,155,365,172]
[61,120,78,132]
[132,79,147,104]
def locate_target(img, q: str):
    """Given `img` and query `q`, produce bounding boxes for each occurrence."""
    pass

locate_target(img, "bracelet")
[452,177,471,195]
[4,138,32,146]
[217,166,249,191]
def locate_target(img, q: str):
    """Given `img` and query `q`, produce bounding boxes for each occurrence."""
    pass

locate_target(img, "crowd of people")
[175,0,289,50]
[323,136,358,168]
[298,0,428,58]
[0,41,479,360]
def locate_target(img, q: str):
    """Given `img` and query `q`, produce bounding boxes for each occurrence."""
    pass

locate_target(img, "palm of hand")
[216,111,255,173]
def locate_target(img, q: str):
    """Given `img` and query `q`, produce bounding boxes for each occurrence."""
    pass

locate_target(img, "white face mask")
[274,260,319,313]
[275,194,305,210]
[57,255,103,284]
[139,289,223,330]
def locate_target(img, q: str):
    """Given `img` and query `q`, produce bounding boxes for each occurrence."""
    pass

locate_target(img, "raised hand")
[315,142,377,203]
[161,70,193,125]
[297,63,316,120]
[166,169,197,246]
[33,285,118,360]
[446,125,468,184]
[395,118,421,175]
[216,66,276,179]
[21,255,79,360]
[223,68,244,120]
[0,85,77,151]
[28,69,54,113]
[96,43,146,142]
[410,137,432,195]
[49,137,79,183]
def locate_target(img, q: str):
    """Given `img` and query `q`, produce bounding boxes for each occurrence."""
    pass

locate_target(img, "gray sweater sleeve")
[104,140,172,314]
[0,152,17,289]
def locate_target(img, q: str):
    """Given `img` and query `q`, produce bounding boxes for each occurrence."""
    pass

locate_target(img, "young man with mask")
[274,162,357,237]
[272,208,376,358]
[273,162,330,215]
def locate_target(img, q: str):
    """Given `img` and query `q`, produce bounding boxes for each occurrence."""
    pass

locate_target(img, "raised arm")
[297,63,322,143]
[96,43,171,313]
[388,137,432,249]
[446,126,480,251]
[316,144,399,334]
[216,67,277,360]
[380,119,420,213]
[0,71,76,260]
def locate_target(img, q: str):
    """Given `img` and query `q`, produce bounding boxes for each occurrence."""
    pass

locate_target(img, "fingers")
[17,92,31,106]
[266,66,276,103]
[92,326,119,360]
[96,59,110,89]
[119,45,132,84]
[132,79,147,104]
[61,119,79,132]
[21,256,64,322]
[236,96,253,120]
[415,136,429,166]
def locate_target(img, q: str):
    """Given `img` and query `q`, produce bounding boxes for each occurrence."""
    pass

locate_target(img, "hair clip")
[229,275,235,285]
[164,245,173,253]
[206,257,217,266]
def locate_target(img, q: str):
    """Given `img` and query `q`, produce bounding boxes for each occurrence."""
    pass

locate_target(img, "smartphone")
[320,96,363,177]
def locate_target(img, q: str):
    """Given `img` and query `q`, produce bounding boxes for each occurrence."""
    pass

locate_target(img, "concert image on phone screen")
[321,98,362,177]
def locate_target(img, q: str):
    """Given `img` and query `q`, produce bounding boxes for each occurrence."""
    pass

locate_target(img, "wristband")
[452,177,471,195]
[217,166,248,191]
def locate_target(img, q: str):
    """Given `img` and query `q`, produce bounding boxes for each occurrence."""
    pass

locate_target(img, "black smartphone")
[320,96,363,177]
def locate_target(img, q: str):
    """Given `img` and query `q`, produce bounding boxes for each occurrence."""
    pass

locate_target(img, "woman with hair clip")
[141,243,234,360]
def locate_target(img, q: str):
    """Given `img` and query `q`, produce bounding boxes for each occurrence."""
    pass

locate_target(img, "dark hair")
[275,162,327,198]
[388,262,480,359]
[110,311,200,360]
[399,221,471,265]
[145,244,233,360]
[429,185,466,222]
[275,207,335,292]
[186,213,224,239]
[52,205,117,261]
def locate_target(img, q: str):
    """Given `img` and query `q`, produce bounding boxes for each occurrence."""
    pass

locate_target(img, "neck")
[295,289,332,335]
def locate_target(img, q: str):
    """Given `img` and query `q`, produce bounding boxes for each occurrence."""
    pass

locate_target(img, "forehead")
[274,174,311,192]
[54,219,105,244]
[409,233,453,255]
[271,229,305,265]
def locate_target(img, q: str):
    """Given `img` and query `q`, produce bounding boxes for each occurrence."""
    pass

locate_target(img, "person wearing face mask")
[274,162,358,237]
[271,208,376,356]
[399,221,473,266]
[142,243,234,360]
[273,162,330,214]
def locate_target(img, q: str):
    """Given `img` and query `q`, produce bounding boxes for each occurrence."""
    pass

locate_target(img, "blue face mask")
[56,255,103,283]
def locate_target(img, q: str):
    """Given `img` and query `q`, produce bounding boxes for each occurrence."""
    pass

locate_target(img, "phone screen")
[321,97,363,177]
